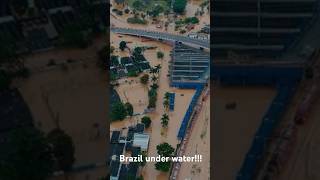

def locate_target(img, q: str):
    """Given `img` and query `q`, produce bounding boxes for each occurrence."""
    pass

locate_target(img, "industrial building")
[213,0,319,59]
[169,42,209,87]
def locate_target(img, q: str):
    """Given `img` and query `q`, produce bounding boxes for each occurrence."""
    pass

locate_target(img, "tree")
[140,74,149,85]
[124,102,134,116]
[161,113,169,127]
[155,64,161,73]
[157,51,164,59]
[47,129,75,171]
[110,102,127,121]
[148,95,157,108]
[173,0,187,14]
[150,83,159,89]
[151,75,158,83]
[164,92,170,100]
[163,99,169,109]
[133,47,143,57]
[0,127,54,180]
[155,142,174,172]
[156,142,175,156]
[141,116,152,128]
[132,0,144,11]
[119,41,127,51]
[155,161,171,172]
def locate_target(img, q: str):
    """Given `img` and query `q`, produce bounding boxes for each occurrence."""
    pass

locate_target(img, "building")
[213,0,319,60]
[169,42,210,86]
[109,123,149,180]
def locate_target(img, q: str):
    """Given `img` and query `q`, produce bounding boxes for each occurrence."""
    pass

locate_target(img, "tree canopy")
[141,116,152,128]
[110,102,127,121]
[47,128,75,171]
[140,74,149,85]
[0,128,54,180]
[124,102,134,116]
[173,0,187,14]
[119,41,127,51]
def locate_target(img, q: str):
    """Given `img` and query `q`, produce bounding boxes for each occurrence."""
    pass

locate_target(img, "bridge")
[110,27,210,48]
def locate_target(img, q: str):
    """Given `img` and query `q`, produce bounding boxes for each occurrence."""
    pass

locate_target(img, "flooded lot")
[213,87,276,180]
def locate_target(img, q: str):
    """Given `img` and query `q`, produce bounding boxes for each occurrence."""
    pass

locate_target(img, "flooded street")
[110,33,196,179]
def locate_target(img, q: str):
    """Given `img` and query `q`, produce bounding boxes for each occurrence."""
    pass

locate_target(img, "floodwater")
[17,60,108,169]
[213,87,276,180]
[110,33,196,180]
[178,96,210,180]
[110,0,210,35]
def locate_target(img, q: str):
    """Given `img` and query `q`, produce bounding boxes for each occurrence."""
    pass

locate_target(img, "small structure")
[109,123,149,179]
[133,133,150,151]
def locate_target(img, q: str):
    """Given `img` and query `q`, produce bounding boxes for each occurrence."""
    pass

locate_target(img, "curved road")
[111,27,210,48]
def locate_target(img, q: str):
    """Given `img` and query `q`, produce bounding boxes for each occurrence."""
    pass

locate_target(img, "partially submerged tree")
[161,113,169,127]
[110,102,127,121]
[124,102,134,117]
[173,0,187,14]
[47,128,75,172]
[140,74,149,85]
[119,41,127,51]
[157,51,164,59]
[0,128,54,180]
[155,142,175,172]
[141,116,152,128]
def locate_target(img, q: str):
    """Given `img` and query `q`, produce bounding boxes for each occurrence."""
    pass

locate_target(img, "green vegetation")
[0,127,54,180]
[155,142,175,172]
[161,113,169,127]
[132,0,145,11]
[141,116,152,128]
[163,92,170,110]
[157,51,164,59]
[119,41,127,51]
[173,0,187,14]
[110,102,127,121]
[127,17,148,24]
[133,47,143,57]
[140,74,149,85]
[124,102,134,116]
[47,128,75,171]
[148,5,164,17]
[184,17,200,24]
[128,70,139,77]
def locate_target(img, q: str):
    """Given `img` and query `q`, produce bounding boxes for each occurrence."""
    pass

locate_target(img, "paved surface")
[110,27,210,48]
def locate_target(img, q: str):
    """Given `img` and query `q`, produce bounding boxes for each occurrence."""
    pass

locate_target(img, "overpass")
[110,27,210,48]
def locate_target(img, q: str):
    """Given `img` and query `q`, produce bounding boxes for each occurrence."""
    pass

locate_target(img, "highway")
[110,27,210,48]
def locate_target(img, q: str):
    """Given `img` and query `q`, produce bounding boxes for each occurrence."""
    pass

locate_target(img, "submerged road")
[111,27,210,48]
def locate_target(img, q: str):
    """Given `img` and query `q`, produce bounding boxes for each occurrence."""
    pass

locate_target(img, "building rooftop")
[133,133,150,151]
[169,42,210,85]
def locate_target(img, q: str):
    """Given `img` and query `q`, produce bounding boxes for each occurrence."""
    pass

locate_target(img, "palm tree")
[164,92,170,100]
[150,83,159,89]
[151,75,158,83]
[161,114,169,127]
[155,64,161,73]
[163,99,169,110]
[149,67,157,74]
